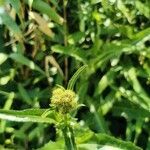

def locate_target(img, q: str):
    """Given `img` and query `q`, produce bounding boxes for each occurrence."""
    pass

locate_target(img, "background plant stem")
[63,0,68,86]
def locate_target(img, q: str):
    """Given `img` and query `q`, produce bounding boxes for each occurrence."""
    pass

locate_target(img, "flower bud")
[51,88,77,114]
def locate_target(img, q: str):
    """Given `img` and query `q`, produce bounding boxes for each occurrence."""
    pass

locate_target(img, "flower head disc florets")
[51,88,78,114]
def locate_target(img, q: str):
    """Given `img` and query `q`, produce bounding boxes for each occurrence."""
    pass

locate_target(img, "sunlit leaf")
[91,0,101,5]
[29,11,54,38]
[0,109,55,124]
[117,0,133,23]
[135,1,150,18]
[0,75,10,85]
[25,0,63,24]
[94,70,116,96]
[0,53,8,64]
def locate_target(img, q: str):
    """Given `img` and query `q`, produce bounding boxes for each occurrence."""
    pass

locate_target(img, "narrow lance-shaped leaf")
[29,11,54,38]
[18,83,32,105]
[94,70,116,96]
[67,65,87,90]
[131,27,150,44]
[0,53,8,65]
[0,92,14,133]
[112,100,150,119]
[86,101,108,133]
[117,0,133,23]
[0,12,22,40]
[51,45,87,63]
[95,133,142,150]
[0,109,55,124]
[91,0,101,5]
[9,53,45,75]
[76,130,141,150]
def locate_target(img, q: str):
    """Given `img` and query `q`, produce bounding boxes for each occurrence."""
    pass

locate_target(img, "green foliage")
[0,0,150,149]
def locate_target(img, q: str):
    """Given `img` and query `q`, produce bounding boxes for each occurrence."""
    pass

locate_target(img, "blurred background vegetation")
[0,0,150,149]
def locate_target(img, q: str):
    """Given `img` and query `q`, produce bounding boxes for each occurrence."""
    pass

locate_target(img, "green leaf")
[126,67,150,108]
[51,45,87,63]
[76,128,94,144]
[9,53,45,75]
[101,0,111,11]
[7,0,21,14]
[131,27,150,43]
[0,75,11,85]
[0,53,8,65]
[0,109,55,124]
[135,1,150,18]
[76,129,141,150]
[38,141,64,150]
[0,92,14,133]
[117,0,133,23]
[3,92,14,110]
[18,83,32,105]
[68,32,85,45]
[0,109,48,116]
[100,91,116,115]
[85,101,108,133]
[25,0,63,24]
[94,43,124,69]
[95,133,142,150]
[91,0,101,5]
[67,65,87,90]
[28,0,33,9]
[94,70,116,96]
[112,100,150,119]
[78,144,122,150]
[0,12,22,40]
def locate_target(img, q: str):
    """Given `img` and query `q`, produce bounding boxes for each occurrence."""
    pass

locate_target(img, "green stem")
[69,126,77,149]
[62,126,77,150]
[62,115,77,150]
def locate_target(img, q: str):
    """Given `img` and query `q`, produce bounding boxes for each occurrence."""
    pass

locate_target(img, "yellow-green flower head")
[51,88,78,114]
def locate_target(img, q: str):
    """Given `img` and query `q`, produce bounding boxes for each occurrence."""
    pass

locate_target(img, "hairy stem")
[62,126,77,150]
[62,114,77,150]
